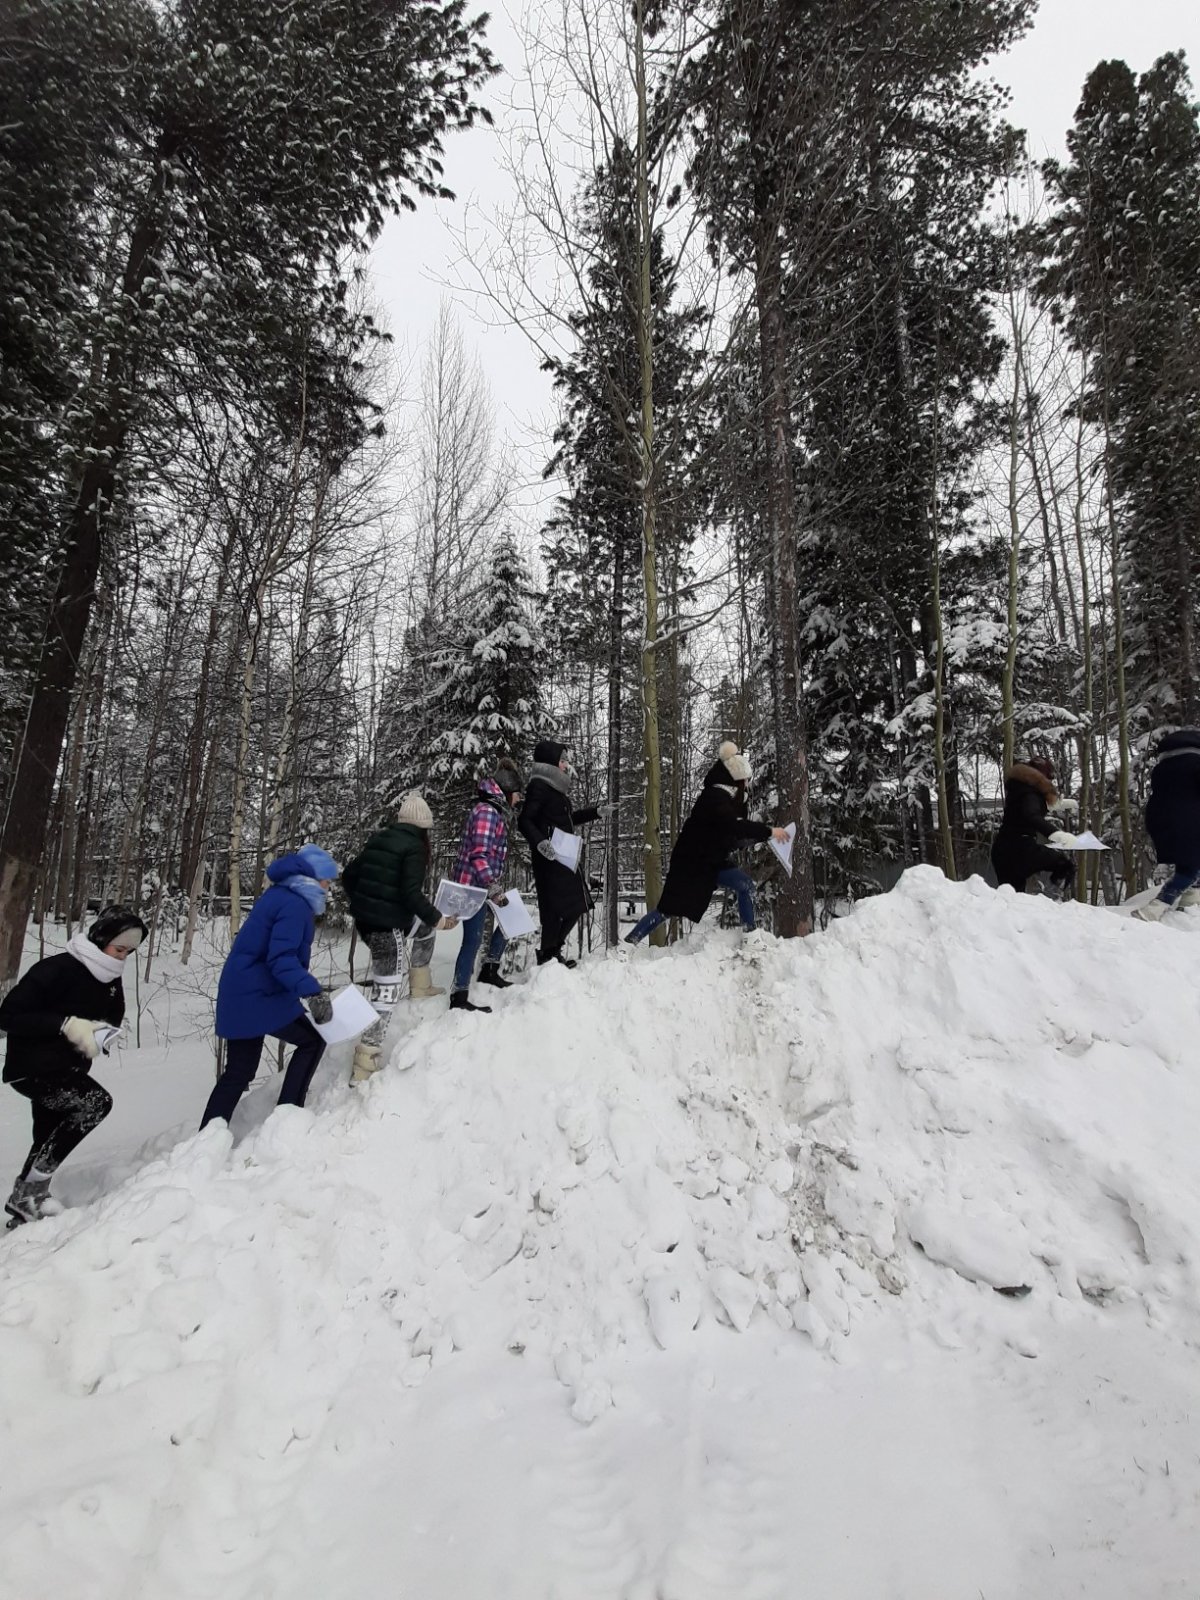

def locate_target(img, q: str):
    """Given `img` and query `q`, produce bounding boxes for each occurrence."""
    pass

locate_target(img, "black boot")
[537,948,576,969]
[449,989,492,1014]
[478,962,511,989]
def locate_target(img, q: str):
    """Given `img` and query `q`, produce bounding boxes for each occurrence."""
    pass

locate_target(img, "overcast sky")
[368,0,1200,519]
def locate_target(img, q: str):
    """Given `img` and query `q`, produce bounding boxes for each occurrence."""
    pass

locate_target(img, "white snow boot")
[1178,886,1200,909]
[408,966,444,1000]
[350,1041,382,1083]
[1132,896,1170,923]
[4,1172,53,1228]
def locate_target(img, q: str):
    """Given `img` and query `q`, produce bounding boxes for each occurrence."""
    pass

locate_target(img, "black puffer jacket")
[341,823,441,933]
[1145,728,1200,865]
[657,762,772,923]
[0,951,124,1082]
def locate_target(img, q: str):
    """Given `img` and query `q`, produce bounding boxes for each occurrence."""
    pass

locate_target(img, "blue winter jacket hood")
[215,853,323,1040]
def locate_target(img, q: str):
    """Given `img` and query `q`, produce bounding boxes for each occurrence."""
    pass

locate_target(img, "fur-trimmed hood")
[1007,763,1059,807]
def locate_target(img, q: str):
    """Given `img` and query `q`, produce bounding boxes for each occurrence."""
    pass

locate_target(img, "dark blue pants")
[627,867,757,943]
[453,905,506,992]
[201,1016,326,1128]
[1157,860,1200,906]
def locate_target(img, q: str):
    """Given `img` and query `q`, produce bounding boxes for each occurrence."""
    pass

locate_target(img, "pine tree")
[428,532,549,814]
[1038,53,1200,731]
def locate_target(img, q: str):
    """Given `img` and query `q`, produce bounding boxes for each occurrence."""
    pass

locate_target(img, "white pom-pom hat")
[718,740,752,782]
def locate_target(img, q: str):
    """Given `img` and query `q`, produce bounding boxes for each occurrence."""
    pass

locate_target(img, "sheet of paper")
[491,888,537,938]
[311,983,379,1044]
[767,821,797,877]
[93,1024,122,1053]
[434,879,489,920]
[550,828,581,870]
[1051,830,1109,851]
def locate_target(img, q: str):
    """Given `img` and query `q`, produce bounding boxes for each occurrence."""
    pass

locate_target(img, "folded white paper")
[550,828,581,870]
[310,984,379,1044]
[491,888,537,938]
[434,879,489,919]
[1051,830,1109,851]
[93,1024,122,1053]
[768,821,797,877]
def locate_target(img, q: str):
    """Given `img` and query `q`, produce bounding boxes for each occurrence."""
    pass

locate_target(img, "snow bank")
[3,868,1199,1597]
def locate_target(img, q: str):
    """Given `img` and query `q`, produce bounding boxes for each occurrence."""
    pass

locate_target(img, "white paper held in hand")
[1058,829,1109,851]
[310,984,379,1044]
[550,828,581,870]
[768,822,797,877]
[434,879,488,920]
[491,889,537,938]
[93,1024,121,1053]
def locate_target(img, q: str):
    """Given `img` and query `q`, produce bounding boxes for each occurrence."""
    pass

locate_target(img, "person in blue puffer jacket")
[200,845,339,1128]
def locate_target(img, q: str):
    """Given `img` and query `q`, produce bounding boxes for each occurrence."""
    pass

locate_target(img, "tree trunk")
[0,172,169,987]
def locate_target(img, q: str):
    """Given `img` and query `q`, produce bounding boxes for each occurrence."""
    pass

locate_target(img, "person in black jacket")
[626,742,788,943]
[990,756,1076,896]
[518,739,607,967]
[1133,727,1200,922]
[0,905,147,1226]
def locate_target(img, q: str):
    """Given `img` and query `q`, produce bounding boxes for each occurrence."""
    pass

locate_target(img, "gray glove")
[307,989,334,1025]
[536,839,557,861]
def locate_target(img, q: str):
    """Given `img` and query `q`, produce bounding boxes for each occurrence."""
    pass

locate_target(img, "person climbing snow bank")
[0,905,147,1226]
[626,742,786,944]
[200,845,338,1128]
[1133,728,1200,923]
[341,793,457,1079]
[990,756,1076,899]
[519,740,607,969]
[449,759,524,1015]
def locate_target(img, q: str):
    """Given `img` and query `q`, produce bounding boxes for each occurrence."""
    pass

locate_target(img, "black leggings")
[991,831,1074,892]
[201,1016,326,1128]
[8,1069,114,1179]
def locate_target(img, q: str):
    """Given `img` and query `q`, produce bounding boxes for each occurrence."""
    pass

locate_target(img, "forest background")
[2,0,1199,983]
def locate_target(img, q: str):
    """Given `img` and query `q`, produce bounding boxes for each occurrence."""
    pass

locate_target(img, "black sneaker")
[478,963,512,989]
[449,990,492,1014]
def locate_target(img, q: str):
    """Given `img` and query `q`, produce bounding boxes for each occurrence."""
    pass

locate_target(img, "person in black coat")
[990,756,1076,896]
[626,742,788,943]
[1133,727,1200,922]
[0,905,147,1226]
[518,739,606,967]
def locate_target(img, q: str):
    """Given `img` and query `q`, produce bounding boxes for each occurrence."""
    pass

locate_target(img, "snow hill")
[2,867,1199,1599]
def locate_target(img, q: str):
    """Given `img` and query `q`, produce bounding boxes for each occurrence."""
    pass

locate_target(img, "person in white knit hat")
[340,792,458,1080]
[626,742,787,944]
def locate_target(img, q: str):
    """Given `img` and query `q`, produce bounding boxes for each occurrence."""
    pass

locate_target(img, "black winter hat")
[533,739,566,766]
[1158,728,1200,755]
[88,905,149,951]
[492,757,524,799]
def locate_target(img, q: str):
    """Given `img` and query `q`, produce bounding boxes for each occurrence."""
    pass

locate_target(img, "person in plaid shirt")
[449,758,524,1013]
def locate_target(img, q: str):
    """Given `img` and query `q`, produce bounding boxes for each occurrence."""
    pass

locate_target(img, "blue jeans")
[1157,862,1200,906]
[453,905,507,992]
[626,867,756,944]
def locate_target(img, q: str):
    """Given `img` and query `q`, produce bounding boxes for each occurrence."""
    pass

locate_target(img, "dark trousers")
[991,831,1074,893]
[538,908,581,959]
[9,1069,114,1179]
[201,1016,326,1128]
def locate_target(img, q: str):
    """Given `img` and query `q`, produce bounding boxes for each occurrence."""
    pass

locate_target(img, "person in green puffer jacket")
[341,792,457,1080]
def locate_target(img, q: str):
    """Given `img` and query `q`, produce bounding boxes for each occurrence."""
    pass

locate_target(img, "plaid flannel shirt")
[453,781,510,888]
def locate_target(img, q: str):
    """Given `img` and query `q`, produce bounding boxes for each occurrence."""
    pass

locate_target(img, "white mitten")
[61,1016,101,1060]
[1048,830,1077,848]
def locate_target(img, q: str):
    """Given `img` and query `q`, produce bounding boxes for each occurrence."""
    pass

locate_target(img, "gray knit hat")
[493,757,523,799]
[397,791,434,829]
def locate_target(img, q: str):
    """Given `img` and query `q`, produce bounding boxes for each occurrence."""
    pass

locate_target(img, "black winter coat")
[657,771,771,923]
[1145,730,1200,865]
[0,951,124,1083]
[996,765,1058,841]
[342,823,441,933]
[518,774,600,923]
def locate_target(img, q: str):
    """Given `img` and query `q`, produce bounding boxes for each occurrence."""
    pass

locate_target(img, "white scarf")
[67,930,127,983]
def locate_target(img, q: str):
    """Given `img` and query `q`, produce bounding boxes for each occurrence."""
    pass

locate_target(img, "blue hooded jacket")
[215,853,326,1040]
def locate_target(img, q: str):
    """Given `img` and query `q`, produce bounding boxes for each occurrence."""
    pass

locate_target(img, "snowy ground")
[2,870,1199,1599]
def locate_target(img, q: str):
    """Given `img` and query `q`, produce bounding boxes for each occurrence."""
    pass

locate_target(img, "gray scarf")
[529,761,571,796]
